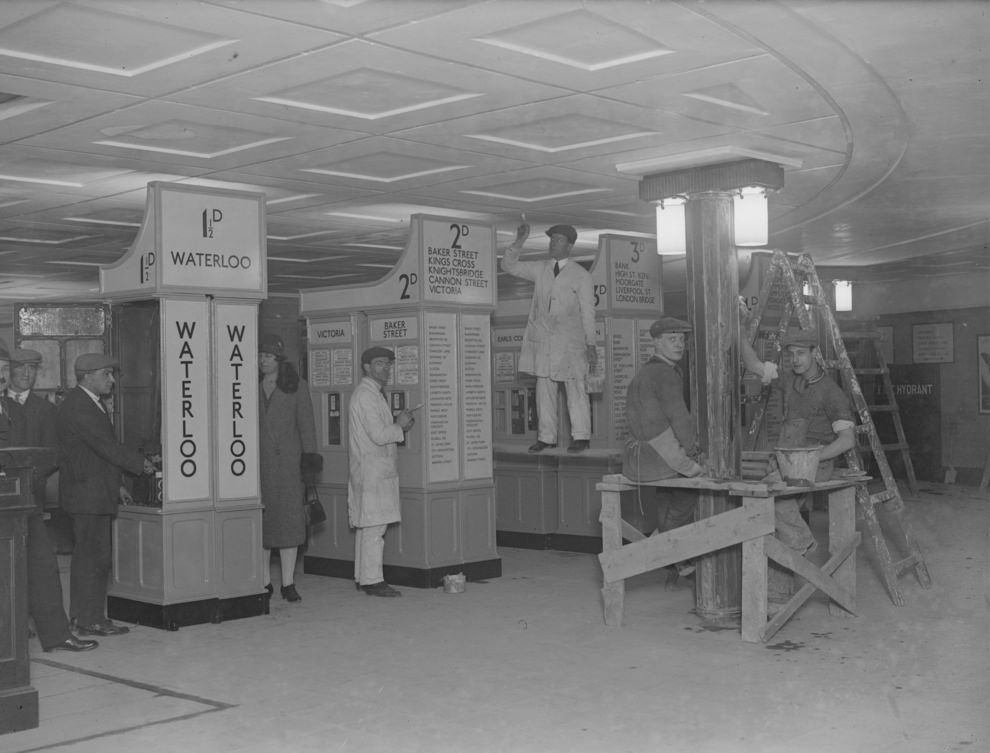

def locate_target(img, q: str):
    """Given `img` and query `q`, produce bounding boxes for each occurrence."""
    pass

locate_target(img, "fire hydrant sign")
[422,219,494,305]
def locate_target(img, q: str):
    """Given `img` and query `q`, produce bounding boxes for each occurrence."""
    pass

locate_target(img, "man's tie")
[8,390,27,405]
[553,261,560,277]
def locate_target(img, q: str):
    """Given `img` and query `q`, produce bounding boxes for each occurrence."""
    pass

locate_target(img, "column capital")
[639,158,784,203]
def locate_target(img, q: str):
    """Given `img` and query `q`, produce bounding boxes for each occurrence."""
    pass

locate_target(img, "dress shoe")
[264,583,274,596]
[528,440,556,454]
[361,581,401,597]
[567,439,590,453]
[45,636,99,653]
[281,584,301,602]
[73,620,130,636]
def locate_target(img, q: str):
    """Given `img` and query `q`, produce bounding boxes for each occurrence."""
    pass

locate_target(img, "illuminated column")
[641,159,785,623]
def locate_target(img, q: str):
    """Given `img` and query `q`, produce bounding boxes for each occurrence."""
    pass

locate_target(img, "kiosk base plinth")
[108,594,268,631]
[496,530,552,550]
[0,686,39,734]
[304,555,502,588]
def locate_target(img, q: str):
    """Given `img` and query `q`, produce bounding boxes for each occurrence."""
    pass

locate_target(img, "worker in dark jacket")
[622,317,705,578]
[57,353,154,636]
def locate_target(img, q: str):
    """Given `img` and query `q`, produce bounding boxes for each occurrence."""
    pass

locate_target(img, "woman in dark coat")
[258,333,320,602]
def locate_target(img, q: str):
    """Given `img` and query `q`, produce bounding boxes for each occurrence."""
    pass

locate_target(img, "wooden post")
[685,191,743,623]
[599,487,625,627]
[827,484,857,617]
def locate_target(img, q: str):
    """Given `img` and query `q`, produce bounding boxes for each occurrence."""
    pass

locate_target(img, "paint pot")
[774,446,822,487]
[442,573,466,594]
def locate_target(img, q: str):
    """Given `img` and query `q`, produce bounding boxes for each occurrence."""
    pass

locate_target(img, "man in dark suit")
[2,347,98,652]
[57,352,154,636]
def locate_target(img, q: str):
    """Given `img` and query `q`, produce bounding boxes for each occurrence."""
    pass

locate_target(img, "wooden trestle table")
[596,474,865,643]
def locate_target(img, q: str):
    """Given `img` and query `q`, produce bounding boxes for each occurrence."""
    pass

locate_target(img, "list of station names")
[606,239,661,311]
[426,313,459,482]
[461,314,492,479]
[422,220,494,306]
[610,319,637,442]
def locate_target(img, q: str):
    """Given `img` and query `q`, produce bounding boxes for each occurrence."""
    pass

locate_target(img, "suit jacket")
[500,248,596,381]
[6,391,59,505]
[56,386,146,515]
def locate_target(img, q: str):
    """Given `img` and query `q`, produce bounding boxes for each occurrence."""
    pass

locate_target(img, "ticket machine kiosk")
[494,235,664,551]
[301,215,500,586]
[97,182,267,629]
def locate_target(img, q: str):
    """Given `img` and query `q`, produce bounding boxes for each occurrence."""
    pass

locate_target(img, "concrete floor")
[5,484,988,753]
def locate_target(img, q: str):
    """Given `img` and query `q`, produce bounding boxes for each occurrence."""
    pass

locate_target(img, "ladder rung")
[866,405,898,412]
[881,442,909,452]
[893,554,923,573]
[853,368,888,376]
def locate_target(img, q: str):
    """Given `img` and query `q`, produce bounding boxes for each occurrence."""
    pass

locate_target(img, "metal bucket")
[774,446,823,487]
[442,573,466,594]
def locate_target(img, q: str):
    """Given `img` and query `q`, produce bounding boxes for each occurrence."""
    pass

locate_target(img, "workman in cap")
[0,346,98,652]
[57,352,155,636]
[741,323,856,601]
[622,316,708,580]
[500,221,597,453]
[347,346,415,597]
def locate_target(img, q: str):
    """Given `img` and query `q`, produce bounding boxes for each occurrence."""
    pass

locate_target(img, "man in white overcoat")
[347,346,415,597]
[500,222,598,453]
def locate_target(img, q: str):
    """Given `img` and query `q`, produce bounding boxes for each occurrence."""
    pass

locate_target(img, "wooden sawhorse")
[596,475,863,643]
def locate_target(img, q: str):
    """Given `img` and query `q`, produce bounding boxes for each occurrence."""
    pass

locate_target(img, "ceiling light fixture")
[654,197,686,255]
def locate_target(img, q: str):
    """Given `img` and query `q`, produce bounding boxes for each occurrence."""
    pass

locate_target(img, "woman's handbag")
[305,484,327,525]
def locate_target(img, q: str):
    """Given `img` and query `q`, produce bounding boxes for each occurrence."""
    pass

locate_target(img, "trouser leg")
[355,524,388,586]
[535,377,558,444]
[68,513,112,626]
[563,378,590,440]
[27,512,72,648]
[659,488,696,532]
[279,546,298,586]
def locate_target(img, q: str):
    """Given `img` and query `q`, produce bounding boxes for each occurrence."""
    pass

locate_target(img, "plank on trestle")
[599,489,625,627]
[756,537,860,642]
[598,499,774,584]
[741,534,769,643]
[764,535,860,614]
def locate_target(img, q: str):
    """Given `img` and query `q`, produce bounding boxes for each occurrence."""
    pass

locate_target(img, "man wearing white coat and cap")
[500,222,598,453]
[347,346,415,597]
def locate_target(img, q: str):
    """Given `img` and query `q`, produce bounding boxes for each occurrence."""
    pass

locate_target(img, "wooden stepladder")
[839,325,919,497]
[743,250,931,606]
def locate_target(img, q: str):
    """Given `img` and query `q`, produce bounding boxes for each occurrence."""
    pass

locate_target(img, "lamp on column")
[638,158,785,249]
[654,197,686,255]
[833,280,852,312]
[732,187,769,247]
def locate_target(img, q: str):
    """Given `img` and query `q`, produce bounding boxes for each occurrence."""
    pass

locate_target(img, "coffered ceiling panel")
[0,0,341,94]
[0,0,984,301]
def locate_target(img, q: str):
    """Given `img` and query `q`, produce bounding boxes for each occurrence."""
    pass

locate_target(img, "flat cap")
[361,346,395,365]
[10,348,42,365]
[650,316,692,337]
[258,332,286,359]
[75,352,118,372]
[545,224,577,244]
[782,328,818,348]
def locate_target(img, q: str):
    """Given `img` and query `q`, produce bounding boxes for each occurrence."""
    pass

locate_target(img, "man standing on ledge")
[348,347,415,597]
[57,353,154,636]
[500,222,597,453]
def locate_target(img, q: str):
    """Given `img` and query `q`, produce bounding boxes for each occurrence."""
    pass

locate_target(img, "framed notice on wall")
[978,335,990,414]
[912,322,954,363]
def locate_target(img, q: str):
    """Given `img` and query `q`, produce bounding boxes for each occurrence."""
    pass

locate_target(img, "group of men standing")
[0,343,152,652]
